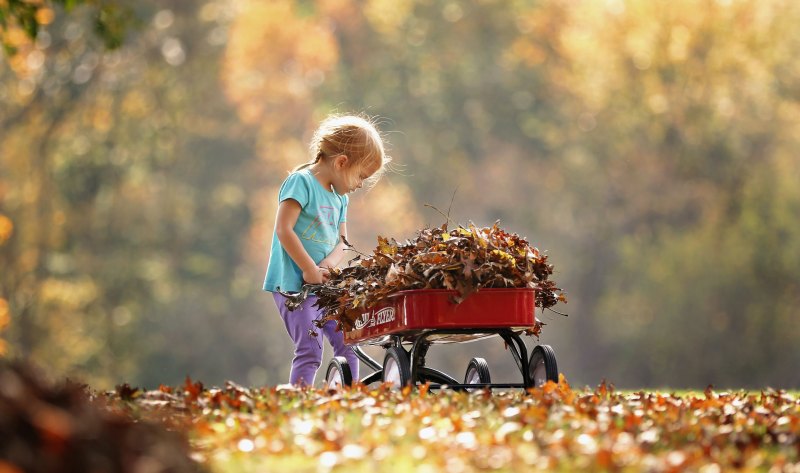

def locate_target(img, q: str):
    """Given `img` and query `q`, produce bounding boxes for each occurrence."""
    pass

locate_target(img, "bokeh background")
[1,0,798,390]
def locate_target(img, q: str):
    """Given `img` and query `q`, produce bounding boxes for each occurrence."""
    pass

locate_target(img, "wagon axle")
[325,330,559,391]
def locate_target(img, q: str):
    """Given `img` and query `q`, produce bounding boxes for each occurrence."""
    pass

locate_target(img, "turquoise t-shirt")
[263,169,348,293]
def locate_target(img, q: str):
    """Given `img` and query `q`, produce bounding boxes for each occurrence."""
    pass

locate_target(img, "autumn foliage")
[285,222,566,332]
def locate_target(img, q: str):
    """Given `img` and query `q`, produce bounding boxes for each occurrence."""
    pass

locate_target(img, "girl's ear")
[334,154,349,170]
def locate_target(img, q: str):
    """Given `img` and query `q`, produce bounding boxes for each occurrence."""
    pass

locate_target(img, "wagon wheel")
[382,347,412,388]
[529,344,558,387]
[324,356,353,389]
[464,357,491,392]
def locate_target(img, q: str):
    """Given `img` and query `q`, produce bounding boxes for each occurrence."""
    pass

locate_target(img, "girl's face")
[332,158,381,194]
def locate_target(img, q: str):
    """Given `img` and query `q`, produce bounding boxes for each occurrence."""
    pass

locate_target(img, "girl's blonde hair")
[294,114,389,185]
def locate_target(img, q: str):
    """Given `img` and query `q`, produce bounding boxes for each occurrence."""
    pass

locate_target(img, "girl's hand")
[318,258,335,270]
[302,267,330,285]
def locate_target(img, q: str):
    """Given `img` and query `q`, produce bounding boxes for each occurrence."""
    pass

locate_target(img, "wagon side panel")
[343,288,536,344]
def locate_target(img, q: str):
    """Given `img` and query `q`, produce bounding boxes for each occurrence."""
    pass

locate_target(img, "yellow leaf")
[0,298,9,330]
[491,250,515,265]
[0,215,13,245]
[36,7,55,25]
[377,236,397,255]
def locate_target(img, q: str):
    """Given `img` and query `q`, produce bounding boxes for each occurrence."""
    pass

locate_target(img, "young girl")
[263,114,389,386]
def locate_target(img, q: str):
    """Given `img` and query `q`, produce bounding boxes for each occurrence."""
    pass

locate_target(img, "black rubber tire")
[464,357,492,386]
[325,356,353,388]
[529,344,558,387]
[382,347,412,388]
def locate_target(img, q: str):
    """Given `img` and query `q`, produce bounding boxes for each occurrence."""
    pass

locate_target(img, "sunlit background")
[1,0,798,390]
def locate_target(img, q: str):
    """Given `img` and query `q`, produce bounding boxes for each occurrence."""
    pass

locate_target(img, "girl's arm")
[275,199,327,285]
[319,222,348,269]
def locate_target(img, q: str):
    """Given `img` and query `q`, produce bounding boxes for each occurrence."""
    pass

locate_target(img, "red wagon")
[323,288,559,391]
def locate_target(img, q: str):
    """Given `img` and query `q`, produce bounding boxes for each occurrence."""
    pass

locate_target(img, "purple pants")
[273,293,359,386]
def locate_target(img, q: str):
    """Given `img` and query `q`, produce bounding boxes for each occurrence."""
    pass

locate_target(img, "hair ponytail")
[292,150,324,172]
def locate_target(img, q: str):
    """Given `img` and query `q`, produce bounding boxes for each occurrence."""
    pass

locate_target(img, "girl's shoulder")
[277,170,314,205]
[285,168,312,181]
[280,169,313,188]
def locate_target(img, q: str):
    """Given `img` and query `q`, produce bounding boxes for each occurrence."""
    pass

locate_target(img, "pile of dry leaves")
[284,222,566,331]
[0,361,203,473]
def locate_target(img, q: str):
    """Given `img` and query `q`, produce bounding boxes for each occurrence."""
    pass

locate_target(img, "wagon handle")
[353,346,382,372]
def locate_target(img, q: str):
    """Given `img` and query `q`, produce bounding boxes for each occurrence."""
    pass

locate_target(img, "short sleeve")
[339,194,349,225]
[278,172,310,208]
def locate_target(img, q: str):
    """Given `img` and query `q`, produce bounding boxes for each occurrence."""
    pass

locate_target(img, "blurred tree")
[0,0,134,56]
[2,0,798,389]
[0,1,282,387]
[509,0,800,387]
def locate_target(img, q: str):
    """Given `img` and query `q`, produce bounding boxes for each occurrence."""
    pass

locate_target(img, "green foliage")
[1,0,799,390]
[0,0,135,56]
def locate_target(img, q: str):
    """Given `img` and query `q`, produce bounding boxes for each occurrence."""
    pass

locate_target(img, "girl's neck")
[309,161,335,192]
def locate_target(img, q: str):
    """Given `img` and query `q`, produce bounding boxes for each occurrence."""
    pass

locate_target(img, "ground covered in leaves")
[103,378,799,473]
